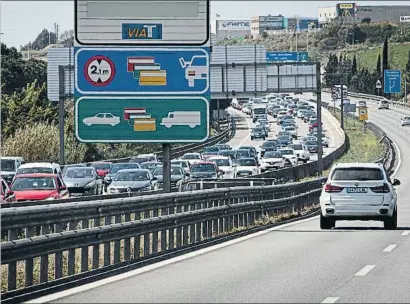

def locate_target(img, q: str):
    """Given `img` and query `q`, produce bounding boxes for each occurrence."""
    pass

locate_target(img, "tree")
[376,54,381,75]
[60,30,74,47]
[0,43,47,95]
[21,29,57,51]
[351,55,358,76]
[382,36,389,97]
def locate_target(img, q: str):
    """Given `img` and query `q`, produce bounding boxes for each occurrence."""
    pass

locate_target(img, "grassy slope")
[345,43,410,72]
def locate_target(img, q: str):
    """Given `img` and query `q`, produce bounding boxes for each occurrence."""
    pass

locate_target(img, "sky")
[0,0,408,48]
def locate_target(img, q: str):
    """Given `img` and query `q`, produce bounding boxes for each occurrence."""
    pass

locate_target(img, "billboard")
[218,20,251,31]
[336,3,356,17]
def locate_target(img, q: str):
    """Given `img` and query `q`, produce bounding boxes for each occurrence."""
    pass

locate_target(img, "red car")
[90,162,112,178]
[10,173,69,202]
[309,121,323,132]
[1,178,16,203]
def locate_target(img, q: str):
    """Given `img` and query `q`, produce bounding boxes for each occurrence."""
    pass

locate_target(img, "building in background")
[215,20,251,40]
[287,17,319,31]
[251,14,286,38]
[355,5,410,23]
[318,6,338,26]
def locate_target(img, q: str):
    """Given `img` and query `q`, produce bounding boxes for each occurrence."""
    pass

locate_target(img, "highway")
[29,98,353,304]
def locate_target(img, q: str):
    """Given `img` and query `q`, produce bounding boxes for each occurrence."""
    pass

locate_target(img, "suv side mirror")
[60,185,67,191]
[392,179,401,186]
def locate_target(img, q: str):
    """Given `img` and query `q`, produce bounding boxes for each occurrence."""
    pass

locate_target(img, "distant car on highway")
[251,127,266,140]
[90,161,112,178]
[106,169,158,194]
[153,165,187,188]
[277,135,292,147]
[63,167,103,196]
[235,158,260,177]
[208,156,237,179]
[140,161,161,173]
[217,149,238,161]
[181,153,202,165]
[103,163,141,191]
[260,151,285,172]
[401,116,410,126]
[235,149,252,159]
[289,143,310,163]
[10,173,69,202]
[260,140,278,157]
[378,99,389,110]
[279,148,297,166]
[1,157,23,185]
[171,160,191,174]
[214,143,232,151]
[189,161,223,179]
[320,162,401,229]
[15,162,62,177]
[304,140,320,153]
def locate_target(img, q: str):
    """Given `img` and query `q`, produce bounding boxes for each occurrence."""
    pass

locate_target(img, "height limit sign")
[84,55,115,86]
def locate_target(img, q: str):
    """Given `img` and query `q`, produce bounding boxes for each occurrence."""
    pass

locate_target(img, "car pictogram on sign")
[84,55,115,86]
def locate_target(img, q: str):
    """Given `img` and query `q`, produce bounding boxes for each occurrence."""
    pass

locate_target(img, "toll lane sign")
[75,96,209,143]
[75,47,210,95]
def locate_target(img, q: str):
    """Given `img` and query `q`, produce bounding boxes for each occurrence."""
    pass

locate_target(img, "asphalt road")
[29,99,358,304]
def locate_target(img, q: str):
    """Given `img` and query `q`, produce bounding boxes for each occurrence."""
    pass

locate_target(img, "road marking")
[383,244,397,252]
[321,297,339,303]
[402,231,410,236]
[390,139,402,178]
[26,215,319,303]
[355,265,375,277]
[235,111,252,149]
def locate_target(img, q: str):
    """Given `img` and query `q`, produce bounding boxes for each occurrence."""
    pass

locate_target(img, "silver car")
[107,169,158,194]
[401,116,410,126]
[63,167,103,196]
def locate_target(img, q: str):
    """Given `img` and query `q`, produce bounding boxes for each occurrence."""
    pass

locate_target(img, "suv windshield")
[280,150,294,155]
[191,164,216,173]
[331,168,383,181]
[253,128,263,133]
[64,168,94,178]
[12,176,56,191]
[182,154,200,160]
[262,141,276,148]
[16,167,53,174]
[153,166,183,176]
[237,159,257,166]
[210,159,230,167]
[109,163,140,174]
[291,144,303,150]
[1,159,16,171]
[264,151,282,158]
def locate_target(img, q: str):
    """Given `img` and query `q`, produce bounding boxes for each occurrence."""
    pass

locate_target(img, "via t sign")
[74,0,210,46]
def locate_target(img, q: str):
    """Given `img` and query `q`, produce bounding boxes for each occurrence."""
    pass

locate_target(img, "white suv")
[319,163,401,230]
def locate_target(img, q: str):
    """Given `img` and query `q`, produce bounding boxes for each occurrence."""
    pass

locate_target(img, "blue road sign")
[384,69,401,94]
[122,24,163,40]
[75,47,210,95]
[266,51,309,62]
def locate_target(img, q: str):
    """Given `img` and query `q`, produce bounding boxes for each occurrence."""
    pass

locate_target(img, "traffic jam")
[0,93,329,203]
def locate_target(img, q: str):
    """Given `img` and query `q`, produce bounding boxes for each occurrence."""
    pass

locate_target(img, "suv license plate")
[347,187,368,193]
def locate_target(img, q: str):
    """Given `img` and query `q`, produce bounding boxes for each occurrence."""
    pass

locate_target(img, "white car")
[283,126,298,138]
[279,148,298,166]
[83,113,120,126]
[260,151,286,172]
[171,160,191,174]
[181,153,202,166]
[208,156,236,179]
[401,116,410,126]
[234,158,260,177]
[319,163,401,230]
[15,162,62,176]
[137,153,158,162]
[289,143,310,163]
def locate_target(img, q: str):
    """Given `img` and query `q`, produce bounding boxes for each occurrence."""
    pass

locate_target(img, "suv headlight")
[45,196,55,200]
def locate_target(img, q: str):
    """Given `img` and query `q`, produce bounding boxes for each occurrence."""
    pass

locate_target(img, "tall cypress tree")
[382,37,389,97]
[352,55,358,76]
[376,54,381,75]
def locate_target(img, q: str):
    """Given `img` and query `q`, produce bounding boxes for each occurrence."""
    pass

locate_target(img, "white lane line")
[402,231,410,236]
[383,244,397,252]
[355,265,375,277]
[235,113,252,149]
[27,215,319,303]
[321,297,340,303]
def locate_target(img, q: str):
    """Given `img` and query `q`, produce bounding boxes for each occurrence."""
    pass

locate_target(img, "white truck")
[161,111,201,128]
[252,104,267,123]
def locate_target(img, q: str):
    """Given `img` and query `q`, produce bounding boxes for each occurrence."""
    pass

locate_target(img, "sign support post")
[316,62,323,177]
[58,66,66,165]
[162,143,171,193]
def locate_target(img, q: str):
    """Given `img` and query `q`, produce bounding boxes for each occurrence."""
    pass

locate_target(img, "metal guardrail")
[1,179,324,302]
[322,88,410,108]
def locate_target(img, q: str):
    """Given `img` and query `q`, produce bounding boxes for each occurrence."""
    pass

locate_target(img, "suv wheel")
[384,208,397,230]
[320,213,335,229]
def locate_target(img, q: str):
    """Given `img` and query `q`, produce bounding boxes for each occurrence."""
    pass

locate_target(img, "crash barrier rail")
[1,178,325,302]
[322,88,410,109]
[61,117,235,170]
[323,102,397,177]
[177,178,278,192]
